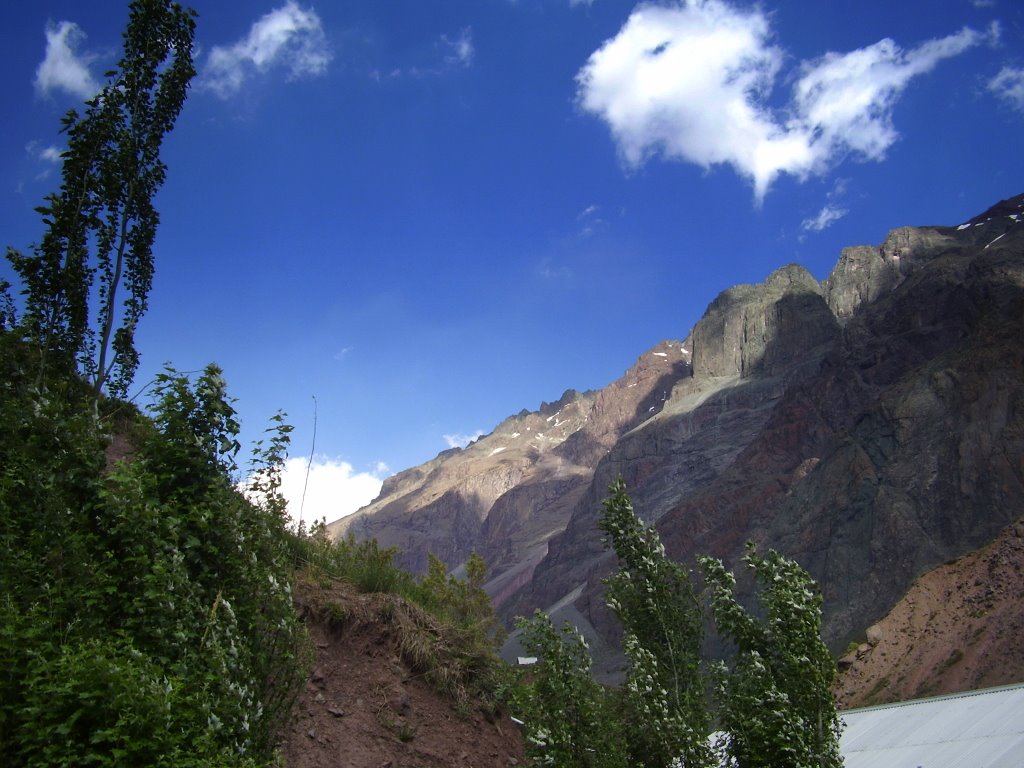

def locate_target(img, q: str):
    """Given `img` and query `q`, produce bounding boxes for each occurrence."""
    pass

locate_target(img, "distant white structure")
[839,683,1024,767]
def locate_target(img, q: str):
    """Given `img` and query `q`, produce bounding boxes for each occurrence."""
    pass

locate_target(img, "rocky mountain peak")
[822,226,956,323]
[690,262,836,379]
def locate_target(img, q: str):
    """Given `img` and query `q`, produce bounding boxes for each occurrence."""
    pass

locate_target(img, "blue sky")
[3,0,1023,525]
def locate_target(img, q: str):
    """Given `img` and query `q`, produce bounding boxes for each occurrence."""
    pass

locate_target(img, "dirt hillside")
[835,517,1024,708]
[280,580,525,768]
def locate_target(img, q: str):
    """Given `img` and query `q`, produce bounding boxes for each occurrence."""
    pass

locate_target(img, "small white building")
[840,683,1024,767]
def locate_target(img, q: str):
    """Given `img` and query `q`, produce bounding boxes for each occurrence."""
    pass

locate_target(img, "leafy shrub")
[513,611,626,768]
[0,363,308,766]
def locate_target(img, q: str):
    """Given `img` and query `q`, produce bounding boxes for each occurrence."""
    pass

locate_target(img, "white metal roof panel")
[839,683,1024,768]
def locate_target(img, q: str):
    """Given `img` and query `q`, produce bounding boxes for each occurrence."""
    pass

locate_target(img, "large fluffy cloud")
[201,1,332,97]
[275,455,383,527]
[34,21,100,99]
[577,0,996,200]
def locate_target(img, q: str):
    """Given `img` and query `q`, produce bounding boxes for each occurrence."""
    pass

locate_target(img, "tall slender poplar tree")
[7,0,196,398]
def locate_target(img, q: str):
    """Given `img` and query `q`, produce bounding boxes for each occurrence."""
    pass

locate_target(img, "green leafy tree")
[514,611,626,768]
[599,478,712,768]
[0,364,307,765]
[699,543,844,768]
[418,552,501,636]
[7,0,196,397]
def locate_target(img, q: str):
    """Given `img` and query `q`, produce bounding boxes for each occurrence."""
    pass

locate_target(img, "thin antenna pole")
[299,395,317,527]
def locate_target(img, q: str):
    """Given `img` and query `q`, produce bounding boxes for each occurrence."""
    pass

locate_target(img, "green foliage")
[417,552,502,640]
[599,478,712,768]
[0,279,15,331]
[513,612,626,768]
[518,482,843,768]
[6,0,196,397]
[294,523,416,595]
[0,361,307,766]
[699,543,844,768]
[0,5,312,765]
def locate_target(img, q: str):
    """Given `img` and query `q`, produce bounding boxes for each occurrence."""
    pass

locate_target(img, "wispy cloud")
[801,204,848,233]
[801,178,850,235]
[201,1,332,98]
[376,28,476,81]
[443,430,485,449]
[989,66,1024,114]
[34,20,100,99]
[576,204,606,238]
[273,455,384,526]
[442,27,474,68]
[536,257,574,280]
[577,0,998,202]
[27,141,63,164]
[25,140,64,180]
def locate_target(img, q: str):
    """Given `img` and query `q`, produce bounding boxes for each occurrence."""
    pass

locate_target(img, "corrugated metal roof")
[839,683,1024,767]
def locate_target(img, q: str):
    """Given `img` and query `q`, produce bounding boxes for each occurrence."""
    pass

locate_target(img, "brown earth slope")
[281,580,524,768]
[834,516,1024,709]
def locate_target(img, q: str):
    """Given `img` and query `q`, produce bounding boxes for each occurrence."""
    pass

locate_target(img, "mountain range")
[328,193,1024,699]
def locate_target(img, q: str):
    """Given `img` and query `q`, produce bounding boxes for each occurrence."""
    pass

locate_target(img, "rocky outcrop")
[693,263,838,377]
[822,227,957,322]
[504,262,842,628]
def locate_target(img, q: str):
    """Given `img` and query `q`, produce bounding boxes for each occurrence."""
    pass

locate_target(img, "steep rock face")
[693,264,838,377]
[760,217,1024,647]
[822,227,957,322]
[505,263,841,627]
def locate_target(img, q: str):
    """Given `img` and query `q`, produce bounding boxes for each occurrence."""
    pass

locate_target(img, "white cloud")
[577,0,995,201]
[34,21,100,99]
[442,27,474,67]
[201,1,332,97]
[989,66,1024,113]
[792,25,996,164]
[276,455,383,526]
[25,141,64,180]
[801,204,848,233]
[800,177,849,235]
[444,430,485,449]
[576,203,606,237]
[26,141,63,164]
